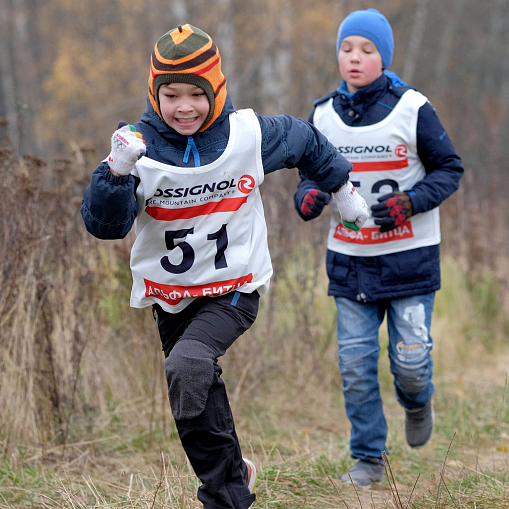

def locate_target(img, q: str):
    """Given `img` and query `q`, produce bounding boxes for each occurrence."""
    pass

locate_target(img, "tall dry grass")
[1,149,92,448]
[0,148,166,455]
[1,147,508,462]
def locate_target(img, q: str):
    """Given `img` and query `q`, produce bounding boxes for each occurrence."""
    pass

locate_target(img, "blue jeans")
[335,293,435,461]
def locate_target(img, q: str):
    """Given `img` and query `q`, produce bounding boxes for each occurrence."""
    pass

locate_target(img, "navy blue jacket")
[81,96,352,240]
[294,73,464,301]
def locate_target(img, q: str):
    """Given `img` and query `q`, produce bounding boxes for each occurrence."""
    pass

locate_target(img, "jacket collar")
[337,73,390,108]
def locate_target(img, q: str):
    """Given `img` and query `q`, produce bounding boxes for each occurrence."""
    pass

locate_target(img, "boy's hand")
[333,182,369,229]
[108,123,146,176]
[371,191,413,232]
[300,189,331,219]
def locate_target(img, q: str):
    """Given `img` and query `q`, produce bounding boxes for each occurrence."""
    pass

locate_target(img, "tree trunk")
[213,0,237,101]
[433,0,467,95]
[402,0,428,85]
[261,0,292,114]
[0,0,19,151]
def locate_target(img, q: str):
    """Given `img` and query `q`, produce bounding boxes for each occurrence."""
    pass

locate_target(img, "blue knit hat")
[336,9,394,69]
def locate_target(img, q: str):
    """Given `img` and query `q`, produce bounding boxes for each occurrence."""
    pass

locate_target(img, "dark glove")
[371,191,413,232]
[299,189,331,219]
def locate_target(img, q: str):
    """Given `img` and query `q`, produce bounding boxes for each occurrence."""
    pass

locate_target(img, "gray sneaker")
[405,402,435,448]
[341,459,384,488]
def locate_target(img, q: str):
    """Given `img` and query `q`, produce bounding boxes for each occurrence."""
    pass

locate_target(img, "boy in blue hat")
[294,9,464,487]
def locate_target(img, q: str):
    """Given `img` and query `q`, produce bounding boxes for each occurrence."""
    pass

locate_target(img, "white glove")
[107,125,146,176]
[333,181,369,229]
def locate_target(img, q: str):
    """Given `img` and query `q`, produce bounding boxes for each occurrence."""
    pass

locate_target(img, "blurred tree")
[402,0,428,84]
[0,0,17,149]
[0,0,506,193]
[0,0,42,154]
[38,0,151,158]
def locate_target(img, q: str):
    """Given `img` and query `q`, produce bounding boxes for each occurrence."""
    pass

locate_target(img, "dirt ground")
[337,351,509,508]
[336,447,509,508]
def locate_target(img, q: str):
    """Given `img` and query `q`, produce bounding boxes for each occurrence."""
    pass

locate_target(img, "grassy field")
[1,152,508,508]
[1,254,508,508]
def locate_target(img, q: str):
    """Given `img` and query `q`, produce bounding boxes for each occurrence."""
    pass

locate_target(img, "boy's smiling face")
[158,82,211,135]
[338,35,384,93]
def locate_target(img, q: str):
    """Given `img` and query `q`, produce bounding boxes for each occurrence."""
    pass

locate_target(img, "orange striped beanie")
[149,24,227,133]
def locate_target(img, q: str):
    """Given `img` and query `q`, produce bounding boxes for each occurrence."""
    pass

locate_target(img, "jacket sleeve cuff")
[99,161,133,184]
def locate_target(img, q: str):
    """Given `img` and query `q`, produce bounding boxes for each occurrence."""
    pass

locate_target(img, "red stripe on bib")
[146,196,248,221]
[352,159,408,172]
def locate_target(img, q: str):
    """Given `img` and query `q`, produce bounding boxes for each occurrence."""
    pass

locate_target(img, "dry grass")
[0,148,170,452]
[1,150,509,507]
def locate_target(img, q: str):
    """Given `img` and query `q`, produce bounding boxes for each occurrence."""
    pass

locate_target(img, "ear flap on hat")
[148,24,227,132]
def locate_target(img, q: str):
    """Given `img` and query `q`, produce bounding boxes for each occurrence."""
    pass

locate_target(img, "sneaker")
[405,402,435,448]
[341,458,384,488]
[243,458,258,493]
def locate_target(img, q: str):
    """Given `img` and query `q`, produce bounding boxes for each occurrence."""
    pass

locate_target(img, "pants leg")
[335,297,389,460]
[154,291,259,509]
[386,293,435,410]
[176,364,252,509]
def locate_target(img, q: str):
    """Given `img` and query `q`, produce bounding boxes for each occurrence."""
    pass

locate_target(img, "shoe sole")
[243,458,258,493]
[342,478,382,489]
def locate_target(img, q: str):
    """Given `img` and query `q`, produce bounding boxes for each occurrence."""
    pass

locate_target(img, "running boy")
[81,24,368,508]
[293,9,463,488]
